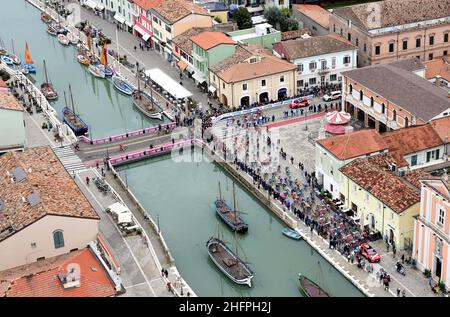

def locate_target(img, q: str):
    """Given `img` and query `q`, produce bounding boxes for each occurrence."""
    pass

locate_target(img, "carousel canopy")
[325,123,354,135]
[326,111,351,125]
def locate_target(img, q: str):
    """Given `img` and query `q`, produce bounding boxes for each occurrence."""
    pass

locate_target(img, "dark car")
[358,243,381,263]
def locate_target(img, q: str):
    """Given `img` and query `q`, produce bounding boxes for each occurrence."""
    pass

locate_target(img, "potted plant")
[423,269,432,278]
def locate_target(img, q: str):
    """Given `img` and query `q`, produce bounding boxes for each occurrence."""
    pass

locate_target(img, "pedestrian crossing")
[52,146,86,173]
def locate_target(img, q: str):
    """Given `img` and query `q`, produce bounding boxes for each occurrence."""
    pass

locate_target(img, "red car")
[358,243,381,263]
[289,98,309,109]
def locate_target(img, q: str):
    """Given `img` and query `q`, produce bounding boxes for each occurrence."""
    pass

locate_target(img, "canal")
[116,148,364,297]
[0,0,171,139]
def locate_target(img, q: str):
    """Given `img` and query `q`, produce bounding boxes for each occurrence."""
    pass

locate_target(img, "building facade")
[330,0,450,67]
[228,23,281,50]
[133,0,161,46]
[0,92,25,153]
[292,4,330,36]
[273,34,356,91]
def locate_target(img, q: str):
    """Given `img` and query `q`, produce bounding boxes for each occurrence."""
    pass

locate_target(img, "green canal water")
[116,148,364,297]
[0,0,170,138]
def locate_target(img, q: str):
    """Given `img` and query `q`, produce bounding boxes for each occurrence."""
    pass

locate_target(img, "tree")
[264,6,282,29]
[263,6,299,32]
[280,17,299,32]
[231,7,252,30]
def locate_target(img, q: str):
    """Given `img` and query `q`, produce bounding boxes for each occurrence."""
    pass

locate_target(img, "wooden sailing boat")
[62,85,89,135]
[40,60,58,101]
[41,12,52,24]
[131,30,163,120]
[298,261,330,297]
[215,182,248,233]
[10,39,21,65]
[206,225,253,287]
[23,42,36,73]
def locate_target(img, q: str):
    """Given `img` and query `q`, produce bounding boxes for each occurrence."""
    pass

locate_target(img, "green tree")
[231,7,252,30]
[263,6,299,32]
[264,6,282,29]
[280,17,299,32]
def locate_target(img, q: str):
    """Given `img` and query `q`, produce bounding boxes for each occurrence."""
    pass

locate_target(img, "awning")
[142,33,151,41]
[125,21,133,28]
[144,68,193,99]
[96,4,105,10]
[114,14,126,24]
[177,60,188,70]
[208,85,216,93]
[186,65,195,74]
[192,71,206,84]
[84,0,97,9]
[107,202,132,224]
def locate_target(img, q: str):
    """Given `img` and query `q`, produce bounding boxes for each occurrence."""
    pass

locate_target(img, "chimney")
[435,75,441,87]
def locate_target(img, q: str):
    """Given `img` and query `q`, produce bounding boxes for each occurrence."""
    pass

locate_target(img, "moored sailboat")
[62,85,88,135]
[298,262,330,297]
[57,34,70,46]
[206,226,253,287]
[23,42,36,73]
[88,64,106,78]
[215,182,248,233]
[40,59,58,101]
[47,25,57,36]
[112,73,133,95]
[10,39,21,65]
[41,12,52,24]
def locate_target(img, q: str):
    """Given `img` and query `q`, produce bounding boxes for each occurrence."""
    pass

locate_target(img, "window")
[250,57,257,63]
[31,242,36,249]
[343,56,351,64]
[333,24,336,32]
[298,64,304,72]
[309,78,316,85]
[242,83,248,91]
[261,79,266,87]
[359,90,363,101]
[309,61,316,70]
[330,167,333,175]
[429,53,433,60]
[405,117,409,127]
[375,45,380,55]
[330,74,337,81]
[444,33,449,43]
[381,103,385,114]
[364,43,367,52]
[165,25,171,33]
[349,84,353,94]
[356,38,359,46]
[340,28,343,36]
[402,40,408,50]
[426,149,440,162]
[393,109,397,121]
[429,35,434,46]
[53,230,65,249]
[391,212,394,220]
[280,76,284,83]
[384,42,393,53]
[153,17,158,24]
[213,75,216,82]
[332,57,336,68]
[330,184,334,192]
[348,33,351,42]
[222,83,225,89]
[370,97,374,107]
[365,193,369,202]
[297,80,304,87]
[321,60,327,69]
[437,208,445,226]
[416,38,421,48]
[444,50,448,56]
[411,155,417,166]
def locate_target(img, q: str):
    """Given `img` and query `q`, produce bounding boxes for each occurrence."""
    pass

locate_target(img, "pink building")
[413,176,450,289]
[133,0,163,47]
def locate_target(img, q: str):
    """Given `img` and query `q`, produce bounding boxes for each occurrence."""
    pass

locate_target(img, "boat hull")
[132,90,163,120]
[57,34,70,46]
[23,64,36,73]
[206,237,253,287]
[77,54,90,66]
[41,83,58,101]
[47,27,57,36]
[1,55,14,66]
[112,74,133,95]
[282,228,302,240]
[298,275,329,297]
[62,107,88,135]
[215,199,248,233]
[88,65,105,78]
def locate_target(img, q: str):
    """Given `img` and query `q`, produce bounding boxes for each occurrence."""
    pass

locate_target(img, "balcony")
[318,67,330,74]
[193,51,206,63]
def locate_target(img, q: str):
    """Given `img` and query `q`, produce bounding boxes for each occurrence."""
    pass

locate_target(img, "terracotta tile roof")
[0,79,7,88]
[0,248,117,297]
[133,0,164,10]
[173,27,206,55]
[293,4,331,29]
[333,0,450,32]
[209,44,297,83]
[281,28,311,41]
[404,169,432,189]
[0,92,23,112]
[423,56,450,82]
[381,124,444,167]
[430,116,450,143]
[317,129,388,160]
[342,61,450,122]
[191,31,235,50]
[340,153,421,213]
[152,0,211,24]
[273,34,355,60]
[0,146,99,242]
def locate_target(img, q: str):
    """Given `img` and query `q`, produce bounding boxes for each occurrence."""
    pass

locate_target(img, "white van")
[323,91,342,102]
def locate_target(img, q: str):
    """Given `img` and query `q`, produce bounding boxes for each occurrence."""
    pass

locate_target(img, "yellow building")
[209,45,297,109]
[339,153,427,250]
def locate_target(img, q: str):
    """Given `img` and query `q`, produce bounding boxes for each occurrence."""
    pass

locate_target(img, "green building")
[227,23,281,50]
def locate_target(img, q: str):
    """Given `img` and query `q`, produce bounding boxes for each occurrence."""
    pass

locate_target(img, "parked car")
[358,243,381,263]
[322,91,341,102]
[289,97,309,109]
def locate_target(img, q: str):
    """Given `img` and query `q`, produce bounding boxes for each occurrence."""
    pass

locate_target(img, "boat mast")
[115,27,120,74]
[69,84,76,115]
[233,182,237,224]
[43,59,49,84]
[218,181,222,200]
[11,38,15,55]
[63,90,68,108]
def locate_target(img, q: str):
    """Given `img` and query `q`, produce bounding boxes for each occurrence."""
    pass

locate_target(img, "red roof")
[133,0,164,10]
[0,79,7,88]
[0,248,117,297]
[191,31,235,50]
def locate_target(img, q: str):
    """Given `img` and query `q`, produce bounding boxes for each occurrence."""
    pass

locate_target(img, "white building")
[273,34,357,91]
[93,0,136,31]
[0,92,25,153]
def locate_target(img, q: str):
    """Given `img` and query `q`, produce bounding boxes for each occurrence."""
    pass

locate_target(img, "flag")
[100,43,108,66]
[24,42,33,65]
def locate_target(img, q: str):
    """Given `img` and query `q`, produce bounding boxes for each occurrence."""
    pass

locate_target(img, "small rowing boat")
[41,12,52,24]
[55,26,68,35]
[0,47,6,55]
[298,274,329,297]
[10,54,21,65]
[57,34,70,46]
[206,236,253,287]
[77,54,90,66]
[282,227,302,240]
[47,26,57,36]
[112,73,133,95]
[1,55,14,66]
[88,64,105,78]
[67,33,78,45]
[23,64,36,73]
